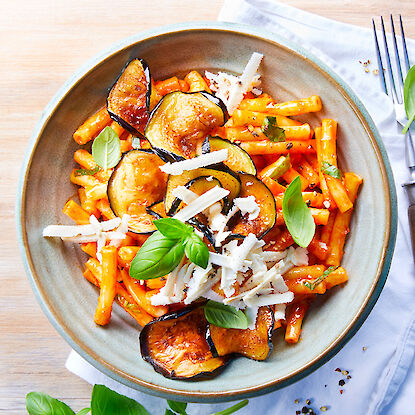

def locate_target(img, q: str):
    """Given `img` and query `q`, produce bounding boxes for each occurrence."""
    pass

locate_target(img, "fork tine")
[380,16,399,103]
[390,14,404,98]
[399,15,410,73]
[372,18,388,94]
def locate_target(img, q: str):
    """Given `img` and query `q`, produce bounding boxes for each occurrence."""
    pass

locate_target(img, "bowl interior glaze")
[18,22,396,402]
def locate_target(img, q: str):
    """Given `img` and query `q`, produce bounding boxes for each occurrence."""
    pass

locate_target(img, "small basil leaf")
[26,392,75,415]
[303,266,338,290]
[282,176,315,247]
[129,231,185,280]
[76,409,91,415]
[184,232,209,269]
[74,167,100,177]
[204,301,249,329]
[211,400,249,415]
[403,65,415,134]
[321,161,341,179]
[154,218,193,240]
[167,400,188,415]
[91,385,150,415]
[261,116,285,142]
[92,126,121,170]
[165,410,176,415]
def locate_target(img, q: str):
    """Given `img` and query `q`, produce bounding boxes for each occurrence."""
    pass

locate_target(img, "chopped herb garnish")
[74,166,100,176]
[321,161,342,179]
[261,116,285,142]
[303,266,338,290]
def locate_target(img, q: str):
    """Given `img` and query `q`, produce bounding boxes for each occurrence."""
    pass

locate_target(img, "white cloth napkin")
[67,2,415,413]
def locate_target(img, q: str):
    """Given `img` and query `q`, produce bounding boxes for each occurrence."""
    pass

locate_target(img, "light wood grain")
[1,0,413,413]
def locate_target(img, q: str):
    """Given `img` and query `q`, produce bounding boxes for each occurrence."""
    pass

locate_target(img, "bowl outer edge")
[16,20,398,402]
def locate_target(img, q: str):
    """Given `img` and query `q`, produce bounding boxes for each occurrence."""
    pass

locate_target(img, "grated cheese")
[234,196,260,220]
[159,150,228,175]
[205,52,263,115]
[173,186,229,222]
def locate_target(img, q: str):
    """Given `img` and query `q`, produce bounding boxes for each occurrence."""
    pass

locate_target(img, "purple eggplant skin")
[107,58,152,136]
[139,307,229,380]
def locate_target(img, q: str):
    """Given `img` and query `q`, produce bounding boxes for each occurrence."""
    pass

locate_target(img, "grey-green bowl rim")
[16,21,397,403]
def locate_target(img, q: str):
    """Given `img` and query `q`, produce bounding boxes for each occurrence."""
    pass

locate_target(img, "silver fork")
[372,15,415,259]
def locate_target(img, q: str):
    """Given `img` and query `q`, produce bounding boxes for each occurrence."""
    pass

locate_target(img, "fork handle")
[403,182,415,261]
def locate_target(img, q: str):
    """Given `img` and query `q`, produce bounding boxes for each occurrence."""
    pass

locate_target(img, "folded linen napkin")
[67,2,415,413]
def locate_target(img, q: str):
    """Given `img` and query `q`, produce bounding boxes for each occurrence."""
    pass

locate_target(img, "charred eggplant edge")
[139,306,230,380]
[106,58,152,136]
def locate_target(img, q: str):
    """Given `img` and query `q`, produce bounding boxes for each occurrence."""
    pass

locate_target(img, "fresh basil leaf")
[184,232,209,269]
[321,161,341,179]
[74,167,100,177]
[167,400,188,415]
[211,400,249,415]
[204,301,249,329]
[76,409,91,415]
[165,410,176,415]
[129,231,185,280]
[132,136,141,149]
[92,126,121,170]
[303,266,338,290]
[261,116,285,142]
[154,218,193,240]
[26,392,75,415]
[403,65,415,134]
[91,385,149,415]
[282,176,315,247]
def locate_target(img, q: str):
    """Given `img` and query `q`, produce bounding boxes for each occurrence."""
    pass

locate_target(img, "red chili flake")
[335,368,341,372]
[347,375,352,380]
[340,389,344,394]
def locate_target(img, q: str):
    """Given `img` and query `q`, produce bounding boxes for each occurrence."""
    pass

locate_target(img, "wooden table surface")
[1,0,414,413]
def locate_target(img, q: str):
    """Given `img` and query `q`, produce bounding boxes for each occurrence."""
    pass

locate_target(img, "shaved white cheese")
[43,215,128,263]
[245,306,259,330]
[159,150,228,175]
[214,204,239,247]
[227,52,264,114]
[246,292,294,307]
[173,186,229,222]
[234,196,260,220]
[172,186,198,204]
[261,250,288,263]
[205,52,263,114]
[172,262,196,303]
[286,246,308,266]
[274,304,286,321]
[184,263,219,304]
[225,233,259,271]
[207,202,226,231]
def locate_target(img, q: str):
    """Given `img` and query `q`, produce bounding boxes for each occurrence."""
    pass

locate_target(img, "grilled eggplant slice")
[167,176,226,216]
[165,166,241,215]
[145,200,167,219]
[230,173,277,238]
[207,307,274,361]
[107,58,159,135]
[145,91,228,159]
[207,137,256,175]
[140,307,228,379]
[107,150,167,233]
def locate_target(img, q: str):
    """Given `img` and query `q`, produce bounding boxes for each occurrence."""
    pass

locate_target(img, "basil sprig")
[204,300,249,329]
[282,176,315,247]
[74,166,100,177]
[403,65,415,134]
[92,126,121,170]
[26,384,248,415]
[167,401,188,415]
[321,161,341,179]
[261,116,285,142]
[303,266,338,290]
[129,218,209,280]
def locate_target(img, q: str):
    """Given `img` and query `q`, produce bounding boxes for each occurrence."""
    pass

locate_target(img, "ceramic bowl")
[17,22,397,402]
